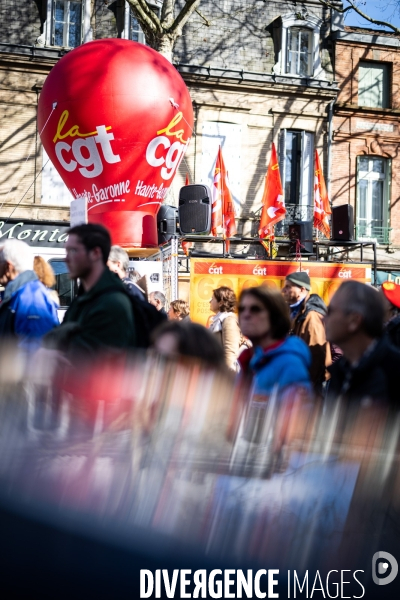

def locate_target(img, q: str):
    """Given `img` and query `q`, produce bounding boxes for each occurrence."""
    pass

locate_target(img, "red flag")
[258,143,286,241]
[314,151,331,238]
[181,173,194,256]
[211,146,237,251]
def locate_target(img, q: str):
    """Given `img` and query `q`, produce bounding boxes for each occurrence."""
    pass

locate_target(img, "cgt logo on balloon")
[52,110,189,206]
[135,112,190,201]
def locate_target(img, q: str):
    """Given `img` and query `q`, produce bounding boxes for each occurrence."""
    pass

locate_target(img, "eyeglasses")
[238,304,264,314]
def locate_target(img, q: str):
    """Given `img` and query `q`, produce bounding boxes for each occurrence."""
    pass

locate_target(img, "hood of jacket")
[250,335,311,372]
[295,293,327,325]
[74,267,126,304]
[3,270,38,303]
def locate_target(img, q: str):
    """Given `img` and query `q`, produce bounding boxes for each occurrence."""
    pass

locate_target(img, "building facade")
[0,0,338,249]
[332,25,400,277]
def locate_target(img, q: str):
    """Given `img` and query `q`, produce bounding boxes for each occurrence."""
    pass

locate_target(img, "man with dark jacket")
[44,224,136,358]
[0,239,59,350]
[325,280,400,407]
[282,271,331,394]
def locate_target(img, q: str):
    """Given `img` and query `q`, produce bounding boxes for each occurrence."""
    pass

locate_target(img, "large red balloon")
[38,39,193,248]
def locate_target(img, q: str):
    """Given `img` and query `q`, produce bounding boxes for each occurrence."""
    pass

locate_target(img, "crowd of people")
[0,222,399,413]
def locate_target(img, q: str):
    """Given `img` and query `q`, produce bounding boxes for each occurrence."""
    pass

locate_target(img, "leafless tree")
[317,0,400,34]
[126,0,206,61]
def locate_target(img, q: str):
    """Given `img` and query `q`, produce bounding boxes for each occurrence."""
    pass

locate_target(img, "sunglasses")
[238,304,264,314]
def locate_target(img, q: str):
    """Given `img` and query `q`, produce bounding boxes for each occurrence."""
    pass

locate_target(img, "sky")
[344,0,400,30]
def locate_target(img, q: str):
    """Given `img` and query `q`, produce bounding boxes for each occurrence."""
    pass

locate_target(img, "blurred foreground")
[0,343,399,598]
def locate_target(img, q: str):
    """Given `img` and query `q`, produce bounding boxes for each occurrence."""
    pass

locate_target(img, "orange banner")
[189,258,372,327]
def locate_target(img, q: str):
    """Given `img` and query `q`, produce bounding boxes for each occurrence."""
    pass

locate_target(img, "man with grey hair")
[0,239,59,349]
[107,245,145,302]
[325,280,400,406]
[149,291,167,317]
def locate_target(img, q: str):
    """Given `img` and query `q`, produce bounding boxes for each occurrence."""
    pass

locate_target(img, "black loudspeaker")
[289,221,313,254]
[332,204,354,241]
[178,184,211,235]
[157,204,178,245]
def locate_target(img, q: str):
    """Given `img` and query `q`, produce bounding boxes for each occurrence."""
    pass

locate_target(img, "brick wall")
[332,38,400,246]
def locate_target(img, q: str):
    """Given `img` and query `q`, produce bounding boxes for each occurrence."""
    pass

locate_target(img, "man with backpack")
[282,271,331,395]
[44,224,136,358]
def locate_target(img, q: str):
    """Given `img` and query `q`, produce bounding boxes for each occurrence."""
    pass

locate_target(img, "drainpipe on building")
[327,98,335,207]
[193,101,199,182]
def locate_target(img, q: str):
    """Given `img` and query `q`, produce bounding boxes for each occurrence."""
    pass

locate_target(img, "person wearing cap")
[282,271,331,395]
[381,280,400,350]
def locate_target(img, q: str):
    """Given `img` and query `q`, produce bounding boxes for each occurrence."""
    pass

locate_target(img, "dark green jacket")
[45,268,136,357]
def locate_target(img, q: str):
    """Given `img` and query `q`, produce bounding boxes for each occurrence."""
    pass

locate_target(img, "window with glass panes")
[358,62,389,108]
[286,28,313,76]
[53,0,82,47]
[129,10,145,43]
[357,156,390,242]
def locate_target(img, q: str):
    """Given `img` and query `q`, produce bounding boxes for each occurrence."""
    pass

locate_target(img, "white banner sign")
[70,197,88,227]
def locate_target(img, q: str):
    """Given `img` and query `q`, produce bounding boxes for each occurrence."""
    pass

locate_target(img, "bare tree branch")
[168,0,202,36]
[126,0,163,35]
[195,8,210,27]
[318,0,400,34]
[161,0,175,28]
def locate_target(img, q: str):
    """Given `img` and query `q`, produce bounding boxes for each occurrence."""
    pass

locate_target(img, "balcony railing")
[253,205,391,245]
[275,204,314,237]
[355,222,391,245]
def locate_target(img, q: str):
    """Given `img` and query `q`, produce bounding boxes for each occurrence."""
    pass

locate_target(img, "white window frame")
[122,1,162,41]
[275,13,323,79]
[356,156,391,241]
[122,1,146,43]
[201,121,242,216]
[44,0,92,47]
[279,129,314,207]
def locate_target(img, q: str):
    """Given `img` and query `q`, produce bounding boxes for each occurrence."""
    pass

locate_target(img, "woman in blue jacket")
[233,286,313,474]
[238,285,311,393]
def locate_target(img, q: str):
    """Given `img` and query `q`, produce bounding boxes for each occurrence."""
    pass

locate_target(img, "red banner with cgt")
[190,258,371,327]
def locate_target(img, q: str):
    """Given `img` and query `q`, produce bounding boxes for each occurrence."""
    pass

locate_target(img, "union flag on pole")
[313,150,331,238]
[211,146,237,251]
[258,143,286,241]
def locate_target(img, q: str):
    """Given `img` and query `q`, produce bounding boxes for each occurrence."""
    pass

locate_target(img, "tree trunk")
[148,33,175,63]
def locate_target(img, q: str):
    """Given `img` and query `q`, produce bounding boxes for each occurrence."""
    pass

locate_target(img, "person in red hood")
[381,280,400,350]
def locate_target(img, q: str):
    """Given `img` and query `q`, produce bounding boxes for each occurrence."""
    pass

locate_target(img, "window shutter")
[359,63,389,108]
[386,158,392,228]
[300,131,314,207]
[278,129,286,201]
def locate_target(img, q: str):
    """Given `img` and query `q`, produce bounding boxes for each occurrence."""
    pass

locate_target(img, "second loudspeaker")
[178,184,211,235]
[289,221,313,254]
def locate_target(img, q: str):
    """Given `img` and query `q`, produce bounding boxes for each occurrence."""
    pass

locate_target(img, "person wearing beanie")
[282,270,331,395]
[381,280,400,350]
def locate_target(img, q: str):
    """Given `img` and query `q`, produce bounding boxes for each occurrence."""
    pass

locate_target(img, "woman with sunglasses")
[233,286,313,475]
[237,285,311,395]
